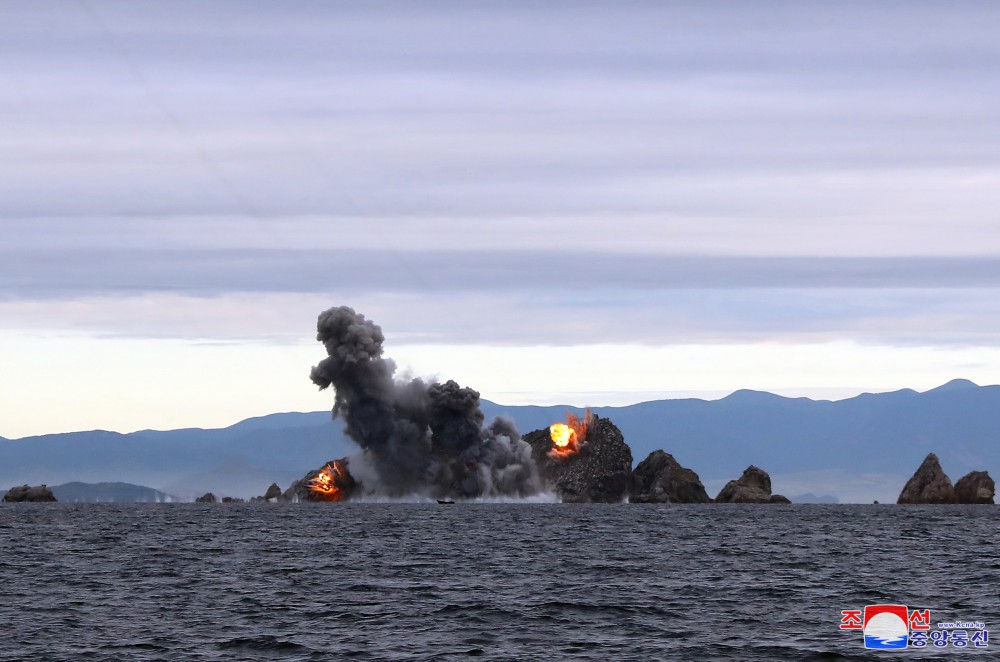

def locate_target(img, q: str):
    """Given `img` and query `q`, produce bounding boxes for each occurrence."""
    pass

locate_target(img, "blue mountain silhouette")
[2,380,996,501]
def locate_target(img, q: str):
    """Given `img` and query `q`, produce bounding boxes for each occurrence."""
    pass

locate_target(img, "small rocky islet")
[2,484,57,503]
[896,452,995,504]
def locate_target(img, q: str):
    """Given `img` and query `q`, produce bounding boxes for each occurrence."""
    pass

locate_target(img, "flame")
[550,423,575,448]
[547,409,589,460]
[308,460,348,502]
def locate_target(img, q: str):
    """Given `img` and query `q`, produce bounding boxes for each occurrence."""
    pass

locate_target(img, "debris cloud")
[310,306,541,498]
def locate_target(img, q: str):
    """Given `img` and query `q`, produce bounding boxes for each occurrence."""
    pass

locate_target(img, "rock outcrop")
[954,470,995,504]
[263,483,282,500]
[195,492,217,503]
[897,453,956,504]
[715,466,790,503]
[3,484,57,502]
[221,496,245,503]
[631,451,711,503]
[524,414,633,503]
[284,458,358,502]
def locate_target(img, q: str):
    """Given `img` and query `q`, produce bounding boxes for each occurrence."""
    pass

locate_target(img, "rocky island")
[3,484,57,502]
[714,465,791,504]
[284,459,359,502]
[954,470,995,504]
[630,450,711,503]
[898,453,995,504]
[523,414,633,503]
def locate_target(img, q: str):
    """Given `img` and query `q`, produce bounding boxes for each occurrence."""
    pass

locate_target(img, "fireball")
[308,460,348,502]
[550,423,575,448]
[547,409,590,460]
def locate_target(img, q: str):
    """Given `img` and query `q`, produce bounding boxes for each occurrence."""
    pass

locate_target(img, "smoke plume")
[310,306,541,498]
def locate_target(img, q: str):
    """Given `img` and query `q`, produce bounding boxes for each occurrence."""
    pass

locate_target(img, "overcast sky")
[3,1,1000,437]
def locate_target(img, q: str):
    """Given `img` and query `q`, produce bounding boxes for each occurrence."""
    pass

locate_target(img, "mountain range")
[1,379,996,503]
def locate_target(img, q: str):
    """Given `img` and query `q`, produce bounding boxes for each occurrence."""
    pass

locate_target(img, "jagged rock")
[3,484,57,502]
[715,466,790,503]
[195,492,217,503]
[524,414,633,503]
[285,458,358,502]
[631,451,711,503]
[897,453,956,504]
[221,496,245,504]
[263,483,282,500]
[954,470,995,504]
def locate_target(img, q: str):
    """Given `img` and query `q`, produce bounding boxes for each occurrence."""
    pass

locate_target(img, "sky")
[2,0,1000,438]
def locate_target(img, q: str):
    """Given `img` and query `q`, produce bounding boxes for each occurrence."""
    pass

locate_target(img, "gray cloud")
[3,1,1000,357]
[6,215,1000,258]
[4,288,1000,349]
[2,1,999,222]
[4,249,1000,299]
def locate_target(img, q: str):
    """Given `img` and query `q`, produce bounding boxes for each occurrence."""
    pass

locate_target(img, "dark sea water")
[1,503,997,661]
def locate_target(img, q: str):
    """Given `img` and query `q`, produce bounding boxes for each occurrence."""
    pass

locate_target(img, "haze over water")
[2,503,996,660]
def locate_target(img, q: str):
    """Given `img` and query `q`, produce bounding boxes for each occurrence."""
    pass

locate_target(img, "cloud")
[3,288,1000,350]
[4,248,1000,300]
[2,2,999,355]
[6,214,1000,257]
[2,1,1000,223]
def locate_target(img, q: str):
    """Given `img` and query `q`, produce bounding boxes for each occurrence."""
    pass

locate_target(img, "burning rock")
[285,459,359,502]
[524,413,633,503]
[306,460,355,502]
[547,410,589,461]
[309,306,541,499]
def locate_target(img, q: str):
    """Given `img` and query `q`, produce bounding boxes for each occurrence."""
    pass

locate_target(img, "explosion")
[308,460,350,502]
[547,409,590,460]
[550,423,575,448]
[310,306,542,499]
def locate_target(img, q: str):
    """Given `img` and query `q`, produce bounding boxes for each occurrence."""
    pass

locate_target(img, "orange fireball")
[547,409,590,460]
[550,423,575,448]
[308,460,349,502]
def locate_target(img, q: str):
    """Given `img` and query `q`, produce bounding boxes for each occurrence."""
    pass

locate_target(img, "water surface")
[1,504,996,660]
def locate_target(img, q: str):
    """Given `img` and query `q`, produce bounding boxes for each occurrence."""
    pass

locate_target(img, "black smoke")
[310,306,540,498]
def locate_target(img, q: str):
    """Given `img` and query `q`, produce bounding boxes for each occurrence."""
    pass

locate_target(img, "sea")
[1,503,996,661]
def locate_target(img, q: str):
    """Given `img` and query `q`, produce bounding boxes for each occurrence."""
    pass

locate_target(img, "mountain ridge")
[2,380,997,503]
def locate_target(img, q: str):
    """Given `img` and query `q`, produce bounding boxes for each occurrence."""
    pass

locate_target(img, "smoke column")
[310,306,541,498]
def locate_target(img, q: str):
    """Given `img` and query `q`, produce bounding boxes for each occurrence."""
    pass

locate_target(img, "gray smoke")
[310,306,541,498]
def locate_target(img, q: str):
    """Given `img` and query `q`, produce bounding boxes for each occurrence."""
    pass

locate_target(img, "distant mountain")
[925,378,980,393]
[481,379,1000,503]
[51,481,176,503]
[2,380,997,503]
[790,492,840,504]
[0,414,351,501]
